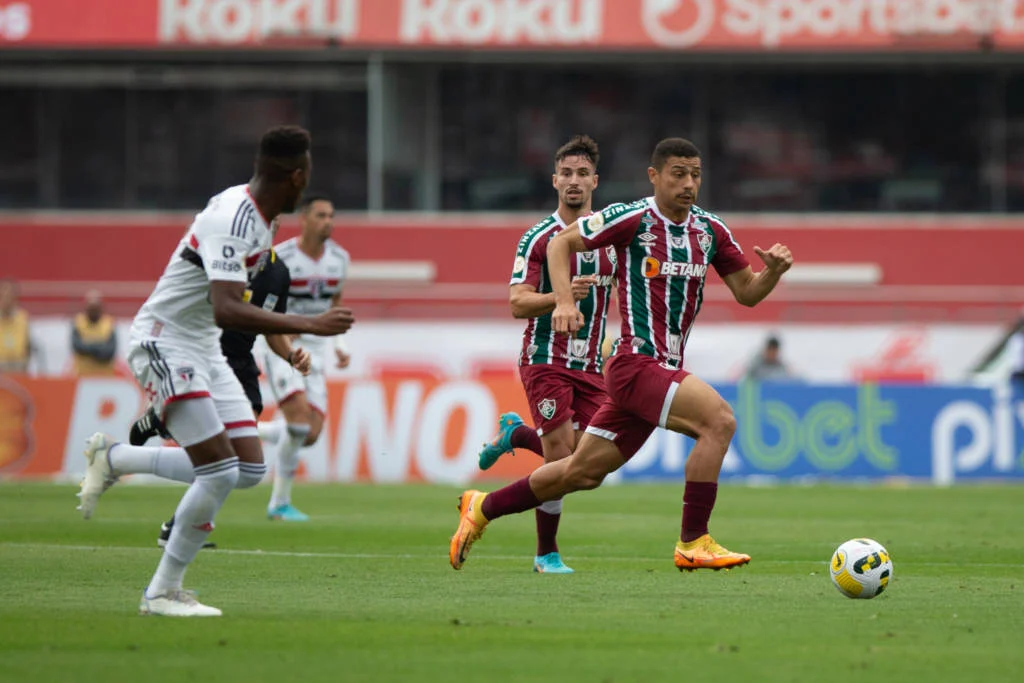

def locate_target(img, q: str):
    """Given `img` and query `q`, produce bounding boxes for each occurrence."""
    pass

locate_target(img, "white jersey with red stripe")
[273,236,350,350]
[130,184,274,353]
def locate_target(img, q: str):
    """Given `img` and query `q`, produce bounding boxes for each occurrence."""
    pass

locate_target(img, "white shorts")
[127,337,257,447]
[262,347,328,416]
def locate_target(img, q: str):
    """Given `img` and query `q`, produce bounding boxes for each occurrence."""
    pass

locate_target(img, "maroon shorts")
[518,363,607,436]
[585,353,691,460]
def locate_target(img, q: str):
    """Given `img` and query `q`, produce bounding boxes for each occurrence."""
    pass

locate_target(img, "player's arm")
[721,243,793,307]
[200,233,353,336]
[266,333,311,375]
[548,204,642,333]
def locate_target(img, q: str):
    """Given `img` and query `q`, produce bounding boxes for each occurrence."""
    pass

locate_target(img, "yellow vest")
[0,309,29,373]
[73,313,116,376]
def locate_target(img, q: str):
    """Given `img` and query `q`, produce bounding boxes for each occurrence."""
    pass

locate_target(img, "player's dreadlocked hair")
[651,138,701,170]
[257,125,311,181]
[554,134,600,170]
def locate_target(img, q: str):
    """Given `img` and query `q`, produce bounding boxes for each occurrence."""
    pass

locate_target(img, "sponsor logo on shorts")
[538,398,556,420]
[570,339,588,358]
[526,344,538,357]
[176,366,195,383]
[150,321,164,337]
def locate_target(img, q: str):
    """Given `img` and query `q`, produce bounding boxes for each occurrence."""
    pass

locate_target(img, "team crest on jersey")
[538,398,557,420]
[606,246,617,265]
[176,366,195,384]
[308,278,325,299]
[698,231,713,255]
[581,251,596,263]
[570,339,588,358]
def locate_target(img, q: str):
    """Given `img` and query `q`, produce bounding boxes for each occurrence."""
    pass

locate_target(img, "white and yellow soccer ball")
[829,538,893,599]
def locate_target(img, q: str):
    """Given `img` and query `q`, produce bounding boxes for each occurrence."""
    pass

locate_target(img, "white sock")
[108,444,194,484]
[236,461,267,489]
[146,458,238,597]
[257,420,285,444]
[538,499,563,515]
[270,424,310,508]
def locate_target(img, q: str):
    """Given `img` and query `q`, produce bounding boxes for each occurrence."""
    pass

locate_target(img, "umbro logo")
[639,233,657,243]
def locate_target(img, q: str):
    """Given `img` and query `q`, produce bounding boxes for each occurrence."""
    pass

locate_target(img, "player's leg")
[450,401,651,570]
[141,396,239,617]
[533,418,575,573]
[659,374,749,571]
[263,349,315,520]
[158,361,262,549]
[478,364,552,470]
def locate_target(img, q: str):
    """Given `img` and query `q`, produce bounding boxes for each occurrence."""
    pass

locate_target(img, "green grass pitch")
[1,482,1021,682]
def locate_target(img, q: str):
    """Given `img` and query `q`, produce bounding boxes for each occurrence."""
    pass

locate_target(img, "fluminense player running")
[128,245,310,549]
[77,126,355,616]
[261,193,351,521]
[477,135,615,574]
[450,138,793,572]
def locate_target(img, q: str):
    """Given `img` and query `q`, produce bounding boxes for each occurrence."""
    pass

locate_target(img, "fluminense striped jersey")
[578,197,748,367]
[511,212,617,375]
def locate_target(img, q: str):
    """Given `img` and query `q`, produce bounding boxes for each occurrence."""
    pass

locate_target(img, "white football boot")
[139,589,223,617]
[77,432,119,520]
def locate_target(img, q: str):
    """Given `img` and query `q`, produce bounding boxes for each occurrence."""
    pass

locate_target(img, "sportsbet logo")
[643,257,708,279]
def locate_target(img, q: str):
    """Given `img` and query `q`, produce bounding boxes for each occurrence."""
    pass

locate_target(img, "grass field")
[1,482,1021,683]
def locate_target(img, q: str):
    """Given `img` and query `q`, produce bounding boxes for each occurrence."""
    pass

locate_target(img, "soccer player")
[128,245,310,549]
[260,193,350,522]
[476,135,615,574]
[450,138,793,572]
[77,126,354,616]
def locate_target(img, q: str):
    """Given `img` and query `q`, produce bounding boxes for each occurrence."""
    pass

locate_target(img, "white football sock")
[146,458,238,597]
[257,420,285,444]
[270,424,310,508]
[108,444,194,484]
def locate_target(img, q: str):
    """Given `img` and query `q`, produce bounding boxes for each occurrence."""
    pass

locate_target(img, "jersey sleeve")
[510,231,548,288]
[579,202,644,250]
[710,218,749,278]
[194,214,252,284]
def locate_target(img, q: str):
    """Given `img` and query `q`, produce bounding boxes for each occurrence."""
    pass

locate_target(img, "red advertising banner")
[2,0,1024,51]
[0,372,541,483]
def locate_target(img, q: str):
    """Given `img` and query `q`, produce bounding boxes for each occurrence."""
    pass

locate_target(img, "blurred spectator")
[744,335,793,382]
[71,290,117,376]
[0,279,31,374]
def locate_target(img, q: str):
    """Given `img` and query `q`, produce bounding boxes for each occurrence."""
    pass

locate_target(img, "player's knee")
[235,462,267,489]
[564,459,605,491]
[542,439,573,463]
[708,403,737,446]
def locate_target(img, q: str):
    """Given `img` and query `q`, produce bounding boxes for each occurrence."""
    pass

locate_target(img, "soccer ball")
[829,538,893,599]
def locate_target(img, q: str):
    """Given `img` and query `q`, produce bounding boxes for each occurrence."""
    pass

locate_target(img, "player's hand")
[753,243,793,275]
[552,300,584,335]
[289,347,312,376]
[310,307,354,336]
[571,275,598,302]
[335,348,351,369]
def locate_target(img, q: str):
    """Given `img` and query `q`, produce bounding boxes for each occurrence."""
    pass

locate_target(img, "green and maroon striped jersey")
[511,212,617,375]
[578,198,748,367]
